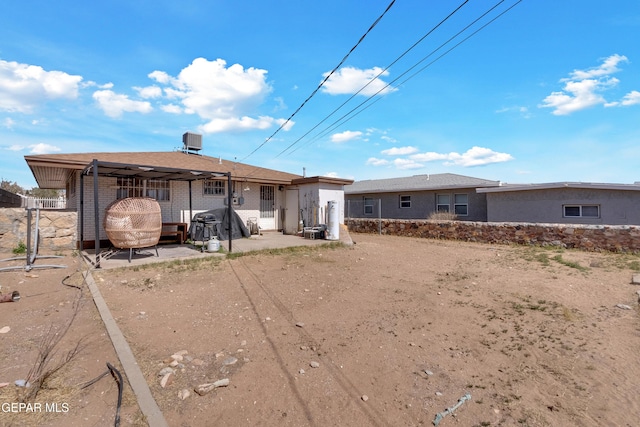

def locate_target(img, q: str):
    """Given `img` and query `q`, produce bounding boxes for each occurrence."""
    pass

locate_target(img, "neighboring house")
[24,141,352,248]
[478,182,640,225]
[344,173,501,221]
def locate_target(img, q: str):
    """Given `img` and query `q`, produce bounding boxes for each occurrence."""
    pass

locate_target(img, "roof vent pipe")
[303,167,306,178]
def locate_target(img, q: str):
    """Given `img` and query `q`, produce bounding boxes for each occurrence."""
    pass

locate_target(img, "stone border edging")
[83,269,169,427]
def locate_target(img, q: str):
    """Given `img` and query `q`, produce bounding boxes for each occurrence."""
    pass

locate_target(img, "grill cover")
[188,208,250,241]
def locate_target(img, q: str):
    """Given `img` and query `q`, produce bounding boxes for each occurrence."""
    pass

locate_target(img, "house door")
[284,188,299,234]
[259,185,276,230]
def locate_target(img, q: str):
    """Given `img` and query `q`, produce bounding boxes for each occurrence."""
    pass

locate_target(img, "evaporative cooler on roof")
[183,132,202,152]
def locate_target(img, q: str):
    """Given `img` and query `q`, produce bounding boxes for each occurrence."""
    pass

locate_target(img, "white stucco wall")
[297,182,345,227]
[71,176,279,242]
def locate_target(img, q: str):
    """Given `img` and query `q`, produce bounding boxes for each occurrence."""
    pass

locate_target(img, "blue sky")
[1,0,639,189]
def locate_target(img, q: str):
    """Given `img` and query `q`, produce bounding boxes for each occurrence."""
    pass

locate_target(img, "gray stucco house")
[346,173,640,226]
[477,182,640,225]
[344,173,501,221]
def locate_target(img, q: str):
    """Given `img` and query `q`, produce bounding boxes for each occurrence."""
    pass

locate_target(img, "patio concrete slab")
[83,227,352,270]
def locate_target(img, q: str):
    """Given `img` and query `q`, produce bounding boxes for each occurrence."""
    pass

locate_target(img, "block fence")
[346,218,640,253]
[0,208,77,253]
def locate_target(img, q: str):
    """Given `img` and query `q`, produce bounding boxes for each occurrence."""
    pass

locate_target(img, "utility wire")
[239,0,396,163]
[287,0,522,155]
[276,0,471,158]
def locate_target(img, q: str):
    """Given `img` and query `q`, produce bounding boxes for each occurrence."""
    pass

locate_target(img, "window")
[399,195,411,208]
[364,197,374,215]
[204,179,225,196]
[454,193,468,216]
[260,185,275,218]
[436,194,450,212]
[116,178,170,201]
[564,205,599,218]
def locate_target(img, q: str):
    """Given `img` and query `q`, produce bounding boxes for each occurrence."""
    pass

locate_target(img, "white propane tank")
[326,200,339,240]
[208,237,220,252]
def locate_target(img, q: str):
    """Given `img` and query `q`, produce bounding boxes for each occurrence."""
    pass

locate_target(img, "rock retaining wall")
[0,208,77,253]
[346,218,640,253]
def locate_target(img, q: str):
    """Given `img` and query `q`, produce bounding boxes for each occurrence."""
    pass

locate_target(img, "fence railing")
[21,196,67,209]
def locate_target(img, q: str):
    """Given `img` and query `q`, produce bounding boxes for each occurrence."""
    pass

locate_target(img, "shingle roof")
[24,151,302,188]
[344,173,501,194]
[477,182,640,193]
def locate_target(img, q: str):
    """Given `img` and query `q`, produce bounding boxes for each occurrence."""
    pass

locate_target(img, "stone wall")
[346,218,640,253]
[0,208,77,253]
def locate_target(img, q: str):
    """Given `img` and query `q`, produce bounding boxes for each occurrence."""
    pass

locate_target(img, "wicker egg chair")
[103,197,162,251]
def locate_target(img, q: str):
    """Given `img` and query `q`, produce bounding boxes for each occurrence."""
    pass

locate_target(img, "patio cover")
[79,159,233,267]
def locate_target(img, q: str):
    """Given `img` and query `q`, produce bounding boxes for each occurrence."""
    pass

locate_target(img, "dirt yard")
[1,233,640,426]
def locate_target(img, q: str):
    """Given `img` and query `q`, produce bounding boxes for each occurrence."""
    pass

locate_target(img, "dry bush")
[19,292,86,403]
[428,211,458,221]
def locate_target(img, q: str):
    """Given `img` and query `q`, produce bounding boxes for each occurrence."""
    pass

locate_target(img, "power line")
[276,0,471,158]
[286,0,522,156]
[239,0,396,163]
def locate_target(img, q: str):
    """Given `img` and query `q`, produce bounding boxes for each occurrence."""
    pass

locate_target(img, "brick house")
[24,149,352,249]
[478,182,640,225]
[344,173,501,221]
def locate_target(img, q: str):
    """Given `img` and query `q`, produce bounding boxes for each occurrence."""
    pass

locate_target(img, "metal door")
[260,185,276,230]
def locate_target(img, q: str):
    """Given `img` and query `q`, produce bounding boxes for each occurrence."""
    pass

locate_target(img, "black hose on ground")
[80,362,124,427]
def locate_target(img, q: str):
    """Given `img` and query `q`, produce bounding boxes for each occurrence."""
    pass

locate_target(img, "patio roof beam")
[80,159,233,266]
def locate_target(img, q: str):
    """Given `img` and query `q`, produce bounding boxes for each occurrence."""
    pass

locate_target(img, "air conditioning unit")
[183,132,202,152]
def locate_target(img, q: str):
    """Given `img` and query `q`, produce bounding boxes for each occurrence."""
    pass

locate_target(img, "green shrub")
[12,241,26,254]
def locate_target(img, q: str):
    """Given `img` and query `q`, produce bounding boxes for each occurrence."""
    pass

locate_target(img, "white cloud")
[3,118,15,129]
[273,96,287,111]
[82,81,113,90]
[380,135,397,143]
[92,90,153,118]
[496,105,531,119]
[409,152,450,162]
[29,143,61,155]
[0,59,82,113]
[148,70,171,84]
[199,115,282,134]
[620,90,640,106]
[331,130,363,143]
[321,66,397,96]
[540,78,614,115]
[539,54,637,115]
[381,146,419,156]
[135,85,162,99]
[394,158,423,169]
[410,146,513,167]
[7,144,23,151]
[366,157,389,166]
[161,104,182,114]
[324,172,339,178]
[568,54,627,79]
[147,57,287,134]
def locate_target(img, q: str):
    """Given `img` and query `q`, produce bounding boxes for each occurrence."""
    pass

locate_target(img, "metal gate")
[260,185,275,229]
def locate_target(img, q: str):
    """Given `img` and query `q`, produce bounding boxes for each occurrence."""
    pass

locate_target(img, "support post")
[80,173,84,251]
[227,173,232,253]
[188,180,193,230]
[93,159,101,268]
